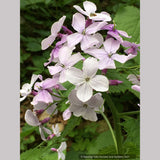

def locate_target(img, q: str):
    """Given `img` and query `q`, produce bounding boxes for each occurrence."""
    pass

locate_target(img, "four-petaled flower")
[66,57,109,102]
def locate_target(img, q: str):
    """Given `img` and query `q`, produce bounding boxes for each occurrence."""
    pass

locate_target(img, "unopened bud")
[51,148,57,152]
[40,117,50,124]
[109,80,123,85]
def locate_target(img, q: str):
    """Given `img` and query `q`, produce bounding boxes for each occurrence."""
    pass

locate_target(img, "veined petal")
[112,54,136,63]
[41,35,56,50]
[59,70,67,83]
[51,16,66,35]
[107,31,123,42]
[82,57,98,78]
[83,108,98,121]
[85,48,106,59]
[68,90,83,106]
[59,46,73,65]
[89,75,109,92]
[42,78,58,89]
[81,35,99,50]
[77,83,93,102]
[66,52,83,67]
[89,12,111,21]
[25,109,40,126]
[98,58,116,69]
[73,5,88,16]
[48,65,63,75]
[72,13,85,33]
[103,38,120,54]
[87,93,104,109]
[67,33,83,48]
[83,1,97,14]
[66,67,84,85]
[63,108,72,121]
[117,30,131,38]
[86,21,107,34]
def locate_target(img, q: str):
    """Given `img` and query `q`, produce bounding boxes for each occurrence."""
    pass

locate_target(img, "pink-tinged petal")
[47,104,58,115]
[83,1,97,14]
[82,57,98,78]
[73,5,88,16]
[59,70,67,83]
[107,31,123,42]
[93,33,104,48]
[41,35,56,50]
[66,67,84,85]
[43,126,52,135]
[83,108,98,121]
[112,54,136,63]
[48,65,63,75]
[77,83,93,102]
[68,90,84,106]
[86,21,107,34]
[31,90,53,105]
[67,33,83,48]
[81,35,99,50]
[55,34,67,46]
[72,13,85,33]
[85,48,106,59]
[25,109,40,126]
[121,41,132,47]
[42,78,58,89]
[103,38,120,54]
[30,74,40,86]
[63,108,72,121]
[132,85,140,92]
[51,16,66,35]
[117,30,131,38]
[59,46,73,65]
[70,104,86,117]
[86,93,104,109]
[66,53,84,67]
[98,57,116,69]
[89,75,109,92]
[89,12,111,21]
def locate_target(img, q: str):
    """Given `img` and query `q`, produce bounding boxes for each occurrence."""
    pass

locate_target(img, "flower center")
[82,29,86,35]
[90,13,97,17]
[85,77,90,82]
[108,53,113,58]
[83,104,88,108]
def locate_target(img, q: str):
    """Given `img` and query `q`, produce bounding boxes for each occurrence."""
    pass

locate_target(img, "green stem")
[100,111,118,154]
[117,65,140,70]
[118,110,140,117]
[105,94,123,154]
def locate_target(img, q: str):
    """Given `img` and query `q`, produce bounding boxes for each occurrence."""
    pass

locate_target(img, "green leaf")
[114,6,140,43]
[20,126,36,139]
[26,42,41,52]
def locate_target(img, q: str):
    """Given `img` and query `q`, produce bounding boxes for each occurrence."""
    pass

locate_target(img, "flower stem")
[105,94,123,154]
[100,111,118,154]
[118,110,140,117]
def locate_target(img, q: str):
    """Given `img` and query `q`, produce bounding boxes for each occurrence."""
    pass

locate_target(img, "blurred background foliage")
[20,0,140,159]
[20,0,140,85]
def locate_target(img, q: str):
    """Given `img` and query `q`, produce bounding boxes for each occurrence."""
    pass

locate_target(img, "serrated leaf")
[114,6,140,43]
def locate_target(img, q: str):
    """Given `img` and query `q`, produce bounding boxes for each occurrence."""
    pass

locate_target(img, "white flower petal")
[25,109,40,126]
[112,54,136,63]
[73,5,88,16]
[89,75,109,92]
[82,57,98,78]
[83,1,97,14]
[41,35,56,50]
[66,67,84,85]
[77,83,93,102]
[83,108,98,121]
[72,13,86,33]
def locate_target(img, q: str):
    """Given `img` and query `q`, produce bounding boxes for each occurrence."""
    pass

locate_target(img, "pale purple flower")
[20,74,40,102]
[127,74,140,92]
[31,77,59,105]
[51,142,67,160]
[62,108,72,121]
[67,13,107,50]
[41,16,66,50]
[47,123,61,140]
[122,41,140,55]
[85,38,136,69]
[73,1,111,22]
[68,90,104,121]
[48,46,84,83]
[25,109,52,141]
[102,24,131,42]
[66,57,109,102]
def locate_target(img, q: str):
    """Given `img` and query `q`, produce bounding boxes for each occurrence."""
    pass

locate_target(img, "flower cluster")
[20,1,140,159]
